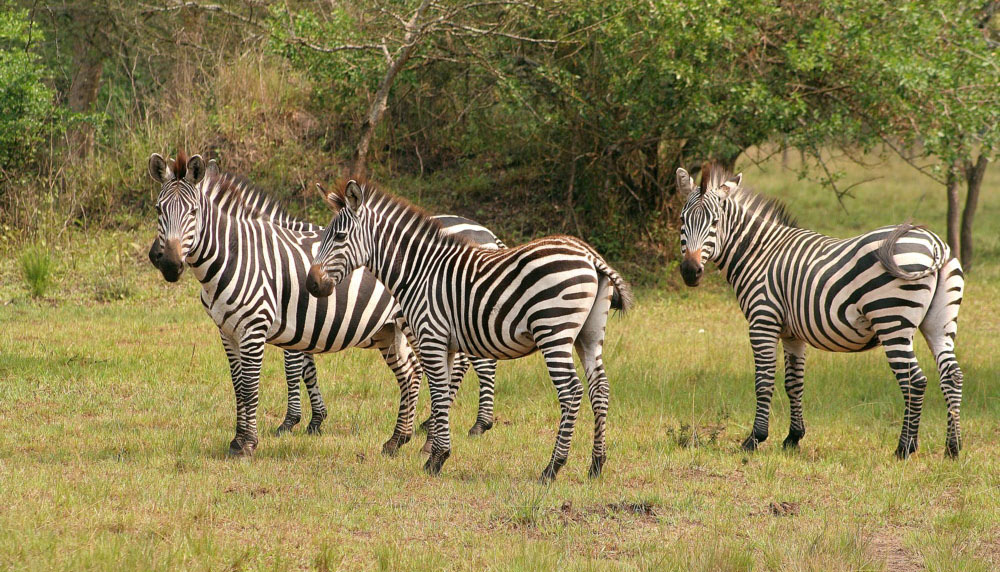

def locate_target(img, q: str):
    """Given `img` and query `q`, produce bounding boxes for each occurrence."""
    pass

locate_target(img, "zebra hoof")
[275,422,297,436]
[781,437,800,450]
[423,449,450,476]
[228,438,257,457]
[588,455,605,479]
[419,418,432,433]
[381,433,412,457]
[894,438,917,460]
[468,421,493,436]
[945,440,961,459]
[539,457,566,484]
[306,423,323,435]
[741,435,759,452]
[421,438,433,454]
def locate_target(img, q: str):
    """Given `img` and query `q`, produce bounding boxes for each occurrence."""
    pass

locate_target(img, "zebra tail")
[593,258,635,313]
[876,222,949,281]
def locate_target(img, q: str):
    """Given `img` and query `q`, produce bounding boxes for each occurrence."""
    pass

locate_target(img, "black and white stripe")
[677,165,965,458]
[307,180,634,482]
[147,152,502,456]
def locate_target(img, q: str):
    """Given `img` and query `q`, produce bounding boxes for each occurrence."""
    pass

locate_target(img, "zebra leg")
[302,354,327,435]
[276,351,305,436]
[232,334,265,456]
[539,342,584,484]
[420,353,469,441]
[919,263,965,458]
[742,328,780,452]
[781,337,807,449]
[423,348,456,475]
[877,325,927,459]
[372,325,420,457]
[220,334,248,456]
[575,281,613,479]
[468,357,497,436]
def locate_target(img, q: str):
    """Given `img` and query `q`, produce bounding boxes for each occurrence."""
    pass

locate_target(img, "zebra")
[305,179,633,482]
[676,164,965,459]
[147,152,502,455]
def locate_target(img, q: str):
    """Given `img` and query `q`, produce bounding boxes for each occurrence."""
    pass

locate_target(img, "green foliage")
[0,3,55,174]
[19,244,53,298]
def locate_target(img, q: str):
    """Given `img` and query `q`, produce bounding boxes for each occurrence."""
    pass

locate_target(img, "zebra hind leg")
[276,351,305,436]
[468,357,497,436]
[538,341,584,484]
[877,324,927,459]
[920,261,965,458]
[302,355,327,435]
[780,338,807,449]
[373,325,420,457]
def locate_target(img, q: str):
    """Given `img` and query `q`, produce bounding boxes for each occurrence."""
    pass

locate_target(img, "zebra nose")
[306,264,334,298]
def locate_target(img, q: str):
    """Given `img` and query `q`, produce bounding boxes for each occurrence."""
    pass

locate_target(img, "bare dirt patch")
[868,529,922,572]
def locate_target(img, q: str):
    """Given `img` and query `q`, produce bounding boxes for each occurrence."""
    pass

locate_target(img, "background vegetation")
[0,0,997,276]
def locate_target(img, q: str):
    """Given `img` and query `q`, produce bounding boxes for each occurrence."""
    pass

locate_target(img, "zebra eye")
[333,231,347,241]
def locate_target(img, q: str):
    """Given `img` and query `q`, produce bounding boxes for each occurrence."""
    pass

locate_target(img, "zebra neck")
[715,210,793,292]
[368,213,463,310]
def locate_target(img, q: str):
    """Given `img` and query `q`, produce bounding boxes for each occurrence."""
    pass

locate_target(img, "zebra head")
[148,151,209,282]
[676,165,741,287]
[307,180,372,298]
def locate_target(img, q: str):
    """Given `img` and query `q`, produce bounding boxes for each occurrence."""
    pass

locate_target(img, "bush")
[0,4,55,174]
[20,245,53,298]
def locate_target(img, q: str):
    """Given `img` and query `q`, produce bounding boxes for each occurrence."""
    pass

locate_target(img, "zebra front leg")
[220,334,248,456]
[468,357,497,436]
[276,351,305,436]
[878,326,927,459]
[373,325,420,457]
[302,355,327,435]
[420,353,469,437]
[781,337,807,449]
[539,342,584,483]
[742,329,779,452]
[423,348,455,475]
[233,334,266,456]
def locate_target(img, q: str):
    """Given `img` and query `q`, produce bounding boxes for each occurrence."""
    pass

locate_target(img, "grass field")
[1,153,999,570]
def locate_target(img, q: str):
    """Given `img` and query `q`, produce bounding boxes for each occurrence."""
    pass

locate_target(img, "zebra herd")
[148,152,966,481]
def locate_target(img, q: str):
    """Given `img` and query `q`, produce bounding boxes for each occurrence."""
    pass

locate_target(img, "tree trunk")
[67,38,104,158]
[945,160,961,255]
[350,0,432,179]
[959,153,988,269]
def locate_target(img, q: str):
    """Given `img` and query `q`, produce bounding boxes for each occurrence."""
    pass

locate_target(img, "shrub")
[19,245,53,298]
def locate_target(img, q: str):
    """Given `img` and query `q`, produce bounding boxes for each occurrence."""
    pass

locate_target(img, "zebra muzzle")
[679,255,703,287]
[306,264,335,298]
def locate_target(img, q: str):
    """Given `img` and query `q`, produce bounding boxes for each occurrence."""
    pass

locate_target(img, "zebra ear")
[205,159,220,179]
[149,153,171,183]
[344,180,365,212]
[320,183,346,211]
[676,168,694,196]
[186,155,207,185]
[720,172,742,196]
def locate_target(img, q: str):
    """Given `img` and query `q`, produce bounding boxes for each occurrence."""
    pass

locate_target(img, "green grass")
[0,152,999,570]
[18,245,54,299]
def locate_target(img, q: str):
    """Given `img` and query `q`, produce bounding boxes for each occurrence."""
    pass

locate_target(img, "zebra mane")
[700,163,797,228]
[330,179,481,248]
[202,167,314,230]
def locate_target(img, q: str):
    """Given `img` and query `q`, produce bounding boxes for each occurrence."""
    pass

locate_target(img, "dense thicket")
[1,0,997,269]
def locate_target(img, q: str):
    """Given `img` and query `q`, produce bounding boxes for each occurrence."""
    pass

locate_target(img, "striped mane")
[330,179,480,248]
[701,163,797,228]
[203,167,312,229]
